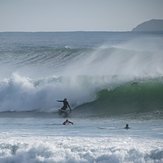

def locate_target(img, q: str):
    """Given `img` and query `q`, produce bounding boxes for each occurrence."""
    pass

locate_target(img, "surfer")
[124,124,130,129]
[62,119,73,125]
[57,98,72,113]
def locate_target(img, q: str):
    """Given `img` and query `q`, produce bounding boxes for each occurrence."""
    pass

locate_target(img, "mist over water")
[0,32,163,163]
[0,32,163,114]
[64,36,163,78]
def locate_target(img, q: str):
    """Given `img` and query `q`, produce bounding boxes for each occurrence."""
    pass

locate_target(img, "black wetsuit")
[63,119,73,125]
[58,100,71,111]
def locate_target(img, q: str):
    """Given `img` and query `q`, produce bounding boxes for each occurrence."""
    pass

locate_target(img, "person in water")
[57,98,72,113]
[124,124,130,129]
[63,119,73,125]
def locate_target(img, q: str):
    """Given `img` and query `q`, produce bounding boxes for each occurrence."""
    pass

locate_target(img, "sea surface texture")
[0,32,163,163]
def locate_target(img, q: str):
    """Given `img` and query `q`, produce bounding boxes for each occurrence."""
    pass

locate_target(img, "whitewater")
[0,32,163,163]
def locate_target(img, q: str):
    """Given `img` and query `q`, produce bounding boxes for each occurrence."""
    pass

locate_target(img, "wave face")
[0,32,163,116]
[74,79,163,117]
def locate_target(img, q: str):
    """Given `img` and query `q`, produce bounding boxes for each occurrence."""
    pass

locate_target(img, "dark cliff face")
[132,19,163,32]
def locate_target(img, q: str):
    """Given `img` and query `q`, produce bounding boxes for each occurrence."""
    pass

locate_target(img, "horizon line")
[0,31,162,33]
[0,30,135,33]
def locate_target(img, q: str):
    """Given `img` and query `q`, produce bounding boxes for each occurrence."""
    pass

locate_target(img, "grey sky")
[0,0,163,31]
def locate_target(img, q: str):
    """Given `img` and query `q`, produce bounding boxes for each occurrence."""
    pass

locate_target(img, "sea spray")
[0,73,97,112]
[63,36,163,78]
[0,33,163,115]
[0,31,163,163]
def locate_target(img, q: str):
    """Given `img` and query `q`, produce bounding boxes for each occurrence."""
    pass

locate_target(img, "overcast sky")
[0,0,163,32]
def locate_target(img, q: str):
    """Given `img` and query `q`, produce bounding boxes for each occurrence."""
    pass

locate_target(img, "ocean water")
[0,32,163,163]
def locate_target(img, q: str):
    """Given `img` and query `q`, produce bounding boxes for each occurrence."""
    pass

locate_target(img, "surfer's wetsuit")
[124,124,130,129]
[57,98,71,112]
[63,119,73,125]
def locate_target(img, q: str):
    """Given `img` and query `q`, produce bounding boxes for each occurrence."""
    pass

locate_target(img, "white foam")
[0,73,98,112]
[0,136,162,163]
[0,36,163,112]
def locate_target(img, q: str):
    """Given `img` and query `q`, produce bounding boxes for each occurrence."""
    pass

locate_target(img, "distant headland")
[132,19,163,32]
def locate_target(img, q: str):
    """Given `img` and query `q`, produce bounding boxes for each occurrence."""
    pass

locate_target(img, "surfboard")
[58,109,70,118]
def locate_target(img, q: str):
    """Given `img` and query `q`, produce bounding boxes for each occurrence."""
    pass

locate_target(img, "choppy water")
[0,32,163,162]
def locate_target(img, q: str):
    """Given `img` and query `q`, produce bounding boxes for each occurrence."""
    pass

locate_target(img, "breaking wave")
[0,33,163,117]
[0,73,163,118]
[73,78,163,117]
[0,137,162,163]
